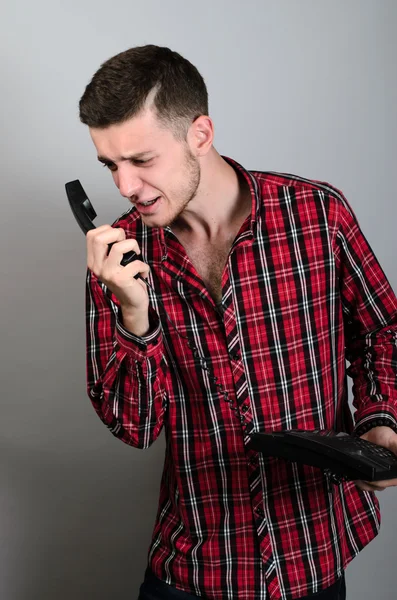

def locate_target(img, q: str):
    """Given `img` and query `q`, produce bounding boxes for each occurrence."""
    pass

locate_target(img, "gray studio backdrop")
[1,1,396,599]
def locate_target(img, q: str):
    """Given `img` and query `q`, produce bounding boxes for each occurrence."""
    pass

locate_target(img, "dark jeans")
[138,568,346,600]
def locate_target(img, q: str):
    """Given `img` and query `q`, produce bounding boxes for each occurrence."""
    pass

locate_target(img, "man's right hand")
[87,225,151,336]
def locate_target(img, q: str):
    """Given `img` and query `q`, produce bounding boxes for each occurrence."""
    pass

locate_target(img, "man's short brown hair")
[79,45,209,140]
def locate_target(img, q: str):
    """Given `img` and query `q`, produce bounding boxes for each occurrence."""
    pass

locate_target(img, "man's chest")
[182,241,232,304]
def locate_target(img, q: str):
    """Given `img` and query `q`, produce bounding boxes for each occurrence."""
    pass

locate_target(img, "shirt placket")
[221,266,281,593]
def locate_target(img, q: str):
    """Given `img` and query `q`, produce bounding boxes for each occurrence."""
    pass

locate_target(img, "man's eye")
[102,163,117,171]
[132,158,153,166]
[101,158,152,170]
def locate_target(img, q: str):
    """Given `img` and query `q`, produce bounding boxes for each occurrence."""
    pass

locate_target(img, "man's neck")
[172,151,252,242]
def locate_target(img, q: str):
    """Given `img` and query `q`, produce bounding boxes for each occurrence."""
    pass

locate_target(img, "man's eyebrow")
[97,152,155,163]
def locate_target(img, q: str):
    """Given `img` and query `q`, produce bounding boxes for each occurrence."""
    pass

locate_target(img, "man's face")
[89,109,201,228]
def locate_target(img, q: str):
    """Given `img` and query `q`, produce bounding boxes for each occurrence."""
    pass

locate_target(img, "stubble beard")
[167,149,201,229]
[139,148,201,229]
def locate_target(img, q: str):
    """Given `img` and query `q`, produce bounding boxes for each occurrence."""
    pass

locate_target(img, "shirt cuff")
[115,307,162,360]
[353,401,397,436]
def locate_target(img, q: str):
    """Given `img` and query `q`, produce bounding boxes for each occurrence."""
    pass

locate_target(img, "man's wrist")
[354,417,397,438]
[120,305,150,337]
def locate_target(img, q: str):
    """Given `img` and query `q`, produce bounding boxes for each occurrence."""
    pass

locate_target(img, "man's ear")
[188,115,214,156]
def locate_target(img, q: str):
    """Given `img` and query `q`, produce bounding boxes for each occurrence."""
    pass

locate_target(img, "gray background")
[1,1,396,598]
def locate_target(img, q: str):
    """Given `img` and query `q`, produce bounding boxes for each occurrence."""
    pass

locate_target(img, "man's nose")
[116,165,143,198]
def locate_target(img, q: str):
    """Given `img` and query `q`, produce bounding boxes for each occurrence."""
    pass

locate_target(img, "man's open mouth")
[139,196,160,206]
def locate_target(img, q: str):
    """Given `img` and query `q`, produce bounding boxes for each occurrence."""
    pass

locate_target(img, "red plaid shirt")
[86,156,397,599]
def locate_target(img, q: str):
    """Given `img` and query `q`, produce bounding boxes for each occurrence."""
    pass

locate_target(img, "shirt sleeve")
[335,197,397,434]
[85,268,169,448]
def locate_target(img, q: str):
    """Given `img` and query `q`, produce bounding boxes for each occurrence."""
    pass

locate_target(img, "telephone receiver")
[65,180,140,274]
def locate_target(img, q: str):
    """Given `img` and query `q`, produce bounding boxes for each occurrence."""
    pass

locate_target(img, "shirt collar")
[221,155,260,234]
[158,155,260,252]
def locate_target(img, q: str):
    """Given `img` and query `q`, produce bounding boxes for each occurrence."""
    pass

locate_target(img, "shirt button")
[241,404,249,413]
[229,351,240,360]
[255,506,265,517]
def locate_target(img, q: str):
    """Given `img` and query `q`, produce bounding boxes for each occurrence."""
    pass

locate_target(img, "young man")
[79,45,397,600]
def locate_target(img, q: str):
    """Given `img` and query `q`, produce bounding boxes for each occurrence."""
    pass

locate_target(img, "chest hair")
[183,241,231,304]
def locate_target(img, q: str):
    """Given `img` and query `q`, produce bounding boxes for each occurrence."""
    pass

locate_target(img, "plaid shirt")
[86,156,397,599]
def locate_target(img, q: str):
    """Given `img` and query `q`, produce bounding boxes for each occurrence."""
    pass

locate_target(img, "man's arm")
[335,195,397,488]
[84,224,170,449]
[85,267,169,448]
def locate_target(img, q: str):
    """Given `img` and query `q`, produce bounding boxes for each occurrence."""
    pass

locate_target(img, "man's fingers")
[87,225,124,266]
[87,226,140,270]
[86,224,126,246]
[122,259,151,281]
[355,480,386,492]
[105,238,142,268]
[364,477,397,489]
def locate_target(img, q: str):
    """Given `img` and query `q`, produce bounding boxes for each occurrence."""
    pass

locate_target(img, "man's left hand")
[355,426,397,492]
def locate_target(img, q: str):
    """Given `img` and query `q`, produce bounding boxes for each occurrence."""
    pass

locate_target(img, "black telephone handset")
[65,180,140,274]
[249,429,397,484]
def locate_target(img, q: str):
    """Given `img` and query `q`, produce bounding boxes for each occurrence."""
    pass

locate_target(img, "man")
[79,45,397,599]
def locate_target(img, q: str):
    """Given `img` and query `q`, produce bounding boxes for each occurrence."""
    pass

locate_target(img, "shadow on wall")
[1,437,163,600]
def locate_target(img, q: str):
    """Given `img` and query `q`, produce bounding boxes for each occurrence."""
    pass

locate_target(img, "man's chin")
[140,213,173,229]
